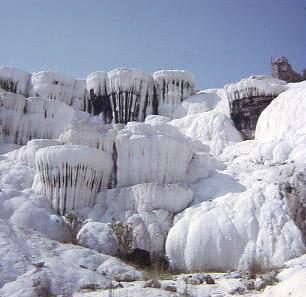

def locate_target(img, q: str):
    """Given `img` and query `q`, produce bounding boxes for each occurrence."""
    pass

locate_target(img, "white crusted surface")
[81,183,193,254]
[115,121,193,186]
[0,91,74,144]
[0,67,30,95]
[225,75,287,103]
[170,88,242,155]
[153,70,195,118]
[34,145,113,215]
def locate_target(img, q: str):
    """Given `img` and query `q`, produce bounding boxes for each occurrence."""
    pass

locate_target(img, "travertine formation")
[29,71,86,110]
[153,70,195,117]
[0,67,196,126]
[34,145,113,215]
[0,67,30,96]
[0,91,74,144]
[225,75,287,139]
[2,63,306,286]
[60,120,198,188]
[85,68,158,123]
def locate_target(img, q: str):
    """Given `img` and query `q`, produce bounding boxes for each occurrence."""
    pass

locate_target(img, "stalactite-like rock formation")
[153,70,195,117]
[0,67,30,96]
[16,139,62,168]
[114,121,194,187]
[59,119,196,188]
[0,91,74,144]
[85,68,158,124]
[59,121,116,155]
[225,75,287,140]
[34,145,113,215]
[0,67,196,128]
[107,68,158,123]
[29,71,86,110]
[85,71,110,118]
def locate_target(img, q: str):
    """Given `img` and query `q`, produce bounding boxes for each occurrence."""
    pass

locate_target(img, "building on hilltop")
[271,56,306,82]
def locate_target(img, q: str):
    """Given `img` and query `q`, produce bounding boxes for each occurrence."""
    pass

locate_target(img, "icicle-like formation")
[107,68,158,123]
[225,75,287,103]
[115,121,193,187]
[34,145,113,215]
[59,119,194,188]
[224,75,287,139]
[59,121,116,155]
[0,67,30,96]
[72,78,86,111]
[153,70,195,118]
[85,68,158,123]
[29,71,86,109]
[0,91,74,144]
[84,71,110,118]
[16,139,62,168]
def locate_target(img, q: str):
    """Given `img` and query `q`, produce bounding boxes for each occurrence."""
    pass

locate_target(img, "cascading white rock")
[59,121,116,155]
[107,68,158,123]
[82,183,193,255]
[16,139,62,168]
[85,71,109,118]
[115,121,193,187]
[60,119,196,188]
[29,71,86,109]
[0,91,74,144]
[166,174,305,272]
[85,68,158,124]
[72,78,86,110]
[0,67,30,96]
[34,145,113,215]
[255,83,306,142]
[225,75,287,139]
[153,70,195,117]
[170,88,243,155]
[225,75,287,103]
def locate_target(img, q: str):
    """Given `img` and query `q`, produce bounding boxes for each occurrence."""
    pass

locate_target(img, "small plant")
[109,218,133,259]
[63,210,85,244]
[249,262,263,279]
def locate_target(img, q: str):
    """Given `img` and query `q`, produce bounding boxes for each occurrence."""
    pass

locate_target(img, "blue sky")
[0,0,305,88]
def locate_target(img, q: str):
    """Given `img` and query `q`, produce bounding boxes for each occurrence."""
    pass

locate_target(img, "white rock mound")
[83,183,193,255]
[166,171,305,272]
[77,222,118,255]
[59,121,116,155]
[34,145,113,215]
[85,68,158,123]
[256,83,306,142]
[0,91,74,144]
[115,121,193,187]
[153,70,195,118]
[0,220,141,297]
[224,75,287,139]
[0,67,30,96]
[29,71,85,109]
[60,119,200,188]
[16,139,62,168]
[170,88,242,155]
[224,75,287,103]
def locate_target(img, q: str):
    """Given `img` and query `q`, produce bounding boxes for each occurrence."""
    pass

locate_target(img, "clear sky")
[0,0,305,88]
